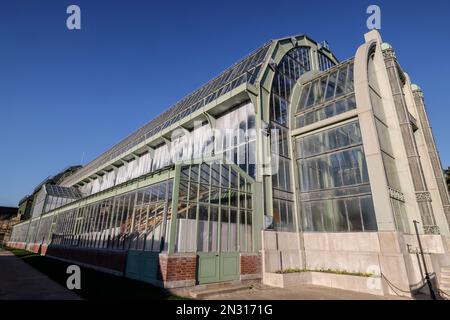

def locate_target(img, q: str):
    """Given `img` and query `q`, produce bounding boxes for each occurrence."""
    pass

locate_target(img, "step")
[189,283,252,299]
[440,279,450,286]
[440,284,450,292]
[441,267,450,273]
[441,273,450,279]
[441,270,450,276]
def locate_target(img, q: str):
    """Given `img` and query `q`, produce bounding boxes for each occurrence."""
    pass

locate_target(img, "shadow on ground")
[4,248,187,300]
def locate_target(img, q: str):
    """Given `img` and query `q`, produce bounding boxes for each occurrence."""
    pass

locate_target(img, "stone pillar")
[383,48,438,234]
[353,34,396,231]
[412,87,450,232]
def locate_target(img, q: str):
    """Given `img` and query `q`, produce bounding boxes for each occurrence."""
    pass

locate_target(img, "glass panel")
[311,201,324,232]
[335,66,347,97]
[334,199,349,231]
[196,204,209,252]
[229,209,238,251]
[360,196,377,231]
[220,208,229,252]
[346,198,363,231]
[325,72,337,100]
[209,206,219,252]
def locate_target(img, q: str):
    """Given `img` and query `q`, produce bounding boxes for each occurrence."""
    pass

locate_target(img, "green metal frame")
[167,154,260,254]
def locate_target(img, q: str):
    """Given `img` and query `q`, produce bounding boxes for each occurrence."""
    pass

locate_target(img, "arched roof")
[63,34,338,186]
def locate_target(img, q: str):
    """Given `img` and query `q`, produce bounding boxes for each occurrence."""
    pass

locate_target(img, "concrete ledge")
[241,273,262,281]
[263,272,384,296]
[162,279,196,289]
[264,272,311,288]
[189,283,251,299]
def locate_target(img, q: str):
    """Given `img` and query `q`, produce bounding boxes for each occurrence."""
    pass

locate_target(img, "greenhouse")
[9,30,450,295]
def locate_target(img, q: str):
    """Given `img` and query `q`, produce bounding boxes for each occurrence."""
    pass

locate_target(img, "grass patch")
[5,247,188,300]
[275,267,374,277]
[6,248,38,258]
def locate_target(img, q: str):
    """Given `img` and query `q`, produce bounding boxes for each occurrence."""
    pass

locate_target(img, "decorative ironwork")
[416,191,432,202]
[389,187,405,202]
[423,225,440,235]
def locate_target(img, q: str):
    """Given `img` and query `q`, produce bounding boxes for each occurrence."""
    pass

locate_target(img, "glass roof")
[62,34,338,187]
[63,41,272,185]
[46,184,82,199]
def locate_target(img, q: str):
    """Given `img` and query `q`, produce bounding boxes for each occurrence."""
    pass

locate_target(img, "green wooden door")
[197,252,220,284]
[197,251,239,284]
[220,252,240,282]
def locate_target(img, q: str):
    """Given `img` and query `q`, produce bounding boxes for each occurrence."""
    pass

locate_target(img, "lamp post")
[413,220,436,300]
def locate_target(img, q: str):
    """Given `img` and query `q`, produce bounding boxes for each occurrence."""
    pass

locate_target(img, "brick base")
[6,242,48,255]
[6,241,27,250]
[5,241,262,288]
[157,253,196,287]
[45,245,127,274]
[240,253,262,277]
[26,243,41,253]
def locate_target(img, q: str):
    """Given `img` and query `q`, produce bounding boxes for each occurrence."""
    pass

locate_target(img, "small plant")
[275,267,374,277]
[275,268,308,274]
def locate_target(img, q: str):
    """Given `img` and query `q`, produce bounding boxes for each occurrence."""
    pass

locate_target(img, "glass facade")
[49,178,173,251]
[318,51,336,71]
[62,42,271,188]
[295,62,355,128]
[175,162,254,253]
[296,121,377,232]
[17,33,439,268]
[11,97,257,252]
[11,161,255,254]
[12,179,173,251]
[44,185,82,213]
[76,102,256,197]
[269,46,311,232]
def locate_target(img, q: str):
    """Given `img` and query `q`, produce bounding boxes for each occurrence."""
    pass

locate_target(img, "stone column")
[383,48,438,234]
[412,87,450,230]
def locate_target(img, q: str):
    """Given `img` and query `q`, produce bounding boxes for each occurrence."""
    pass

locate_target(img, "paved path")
[0,249,81,300]
[204,284,409,300]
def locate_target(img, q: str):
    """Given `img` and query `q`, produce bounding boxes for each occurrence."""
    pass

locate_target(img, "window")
[318,52,335,71]
[295,63,355,128]
[269,47,311,233]
[176,163,254,253]
[297,121,377,232]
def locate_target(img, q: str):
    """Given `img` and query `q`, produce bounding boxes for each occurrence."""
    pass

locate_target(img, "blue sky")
[1,0,449,206]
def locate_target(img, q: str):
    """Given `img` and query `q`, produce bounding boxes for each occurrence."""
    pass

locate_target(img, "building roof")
[18,195,33,206]
[32,165,82,194]
[45,184,82,199]
[61,34,338,187]
[62,41,272,186]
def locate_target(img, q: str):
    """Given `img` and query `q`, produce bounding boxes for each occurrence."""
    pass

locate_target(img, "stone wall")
[262,231,302,273]
[262,230,450,297]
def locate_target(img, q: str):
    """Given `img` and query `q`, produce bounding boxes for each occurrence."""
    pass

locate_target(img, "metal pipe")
[413,220,436,300]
